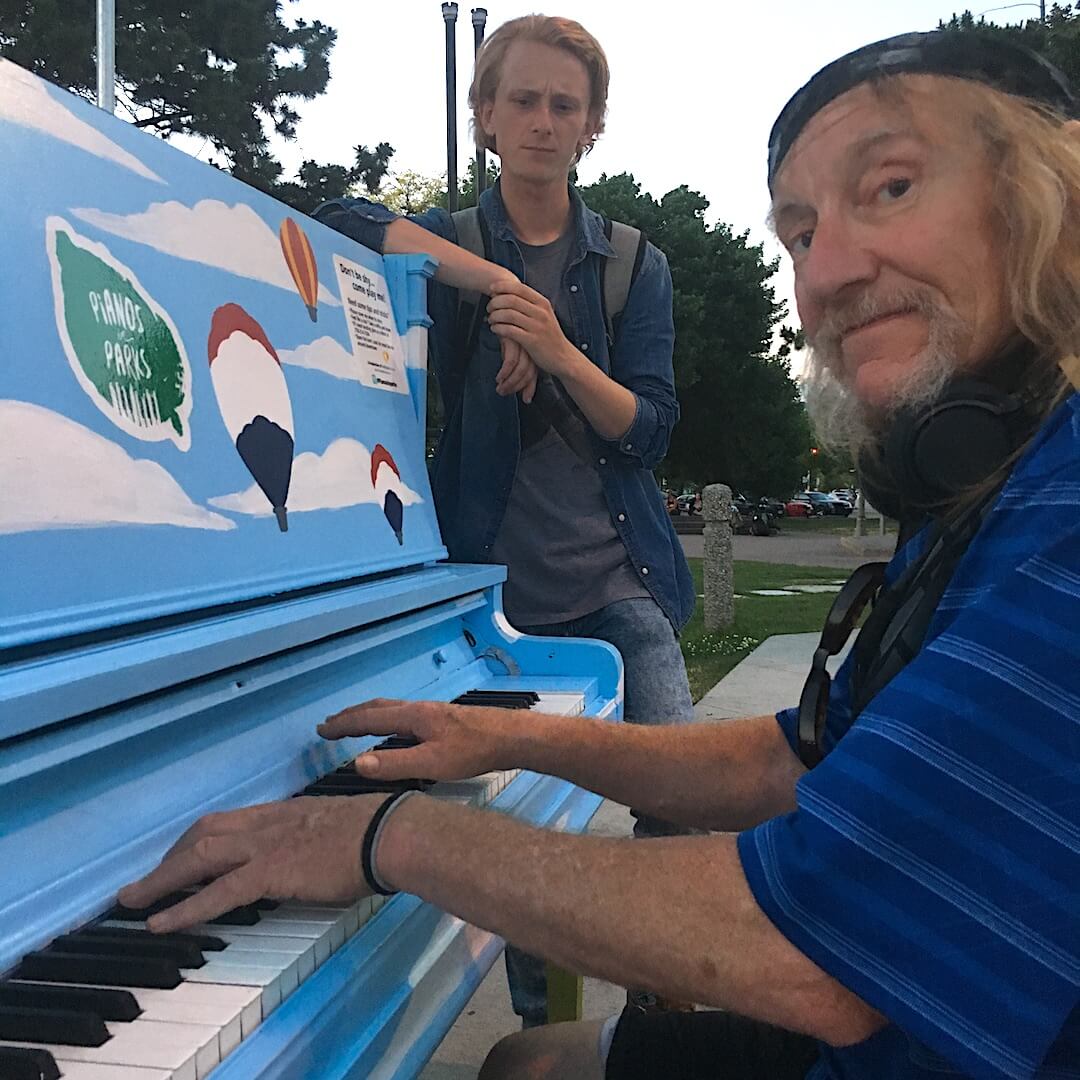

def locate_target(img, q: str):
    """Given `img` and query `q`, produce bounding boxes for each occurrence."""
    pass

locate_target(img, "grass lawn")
[680,559,844,701]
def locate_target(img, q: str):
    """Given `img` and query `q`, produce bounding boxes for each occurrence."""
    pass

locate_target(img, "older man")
[123,31,1079,1080]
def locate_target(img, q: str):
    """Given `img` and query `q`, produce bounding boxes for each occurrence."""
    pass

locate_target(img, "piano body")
[0,58,622,1080]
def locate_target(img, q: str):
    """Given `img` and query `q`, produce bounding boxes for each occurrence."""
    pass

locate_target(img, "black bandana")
[768,29,1079,188]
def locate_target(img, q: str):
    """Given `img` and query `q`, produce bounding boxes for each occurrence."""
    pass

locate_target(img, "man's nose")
[531,103,555,132]
[800,214,878,307]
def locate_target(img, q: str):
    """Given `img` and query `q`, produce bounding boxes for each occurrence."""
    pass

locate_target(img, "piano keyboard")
[0,689,584,1080]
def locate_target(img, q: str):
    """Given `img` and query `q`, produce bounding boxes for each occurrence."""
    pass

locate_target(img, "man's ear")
[1063,119,1080,142]
[479,99,496,138]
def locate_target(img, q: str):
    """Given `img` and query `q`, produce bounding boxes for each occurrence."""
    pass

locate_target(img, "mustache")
[809,287,949,354]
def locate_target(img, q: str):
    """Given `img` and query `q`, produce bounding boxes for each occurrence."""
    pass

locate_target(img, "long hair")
[468,14,610,162]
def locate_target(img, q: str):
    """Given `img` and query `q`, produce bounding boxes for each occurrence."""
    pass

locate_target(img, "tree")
[939,5,1080,85]
[381,170,447,216]
[0,0,393,210]
[580,173,809,496]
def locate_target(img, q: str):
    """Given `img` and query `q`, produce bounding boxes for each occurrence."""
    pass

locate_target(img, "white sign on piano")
[333,254,409,394]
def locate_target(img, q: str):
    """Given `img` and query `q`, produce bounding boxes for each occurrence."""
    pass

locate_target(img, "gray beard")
[802,288,967,456]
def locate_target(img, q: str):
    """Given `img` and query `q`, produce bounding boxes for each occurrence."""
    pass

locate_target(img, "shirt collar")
[480,181,616,258]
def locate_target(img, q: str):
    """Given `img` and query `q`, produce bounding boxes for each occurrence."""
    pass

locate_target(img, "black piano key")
[375,735,421,749]
[108,894,261,926]
[14,951,182,989]
[255,898,280,911]
[80,926,227,953]
[457,688,540,704]
[304,778,430,797]
[0,982,141,1022]
[0,1005,109,1047]
[0,1046,60,1080]
[51,932,206,969]
[105,892,191,921]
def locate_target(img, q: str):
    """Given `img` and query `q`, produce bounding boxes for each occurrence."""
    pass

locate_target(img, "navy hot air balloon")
[208,304,295,531]
[371,443,405,544]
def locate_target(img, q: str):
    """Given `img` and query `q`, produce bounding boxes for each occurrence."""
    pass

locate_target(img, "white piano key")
[204,946,303,996]
[532,691,585,716]
[129,982,261,1050]
[212,932,317,979]
[39,1063,172,1080]
[180,961,283,1015]
[4,1017,219,1080]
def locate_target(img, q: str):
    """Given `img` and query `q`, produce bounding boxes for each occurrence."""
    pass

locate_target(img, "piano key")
[125,983,261,1049]
[34,1065,170,1080]
[0,1006,108,1047]
[15,953,182,990]
[0,1046,59,1080]
[194,950,302,999]
[2,1016,219,1080]
[51,932,207,969]
[79,927,227,953]
[179,962,283,1015]
[108,897,261,927]
[0,984,140,1022]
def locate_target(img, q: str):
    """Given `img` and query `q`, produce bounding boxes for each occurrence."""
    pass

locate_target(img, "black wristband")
[360,790,416,896]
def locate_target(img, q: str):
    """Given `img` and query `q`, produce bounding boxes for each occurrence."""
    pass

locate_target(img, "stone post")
[702,484,734,631]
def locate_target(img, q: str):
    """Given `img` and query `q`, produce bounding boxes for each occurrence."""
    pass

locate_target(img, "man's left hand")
[487,281,580,378]
[118,795,386,933]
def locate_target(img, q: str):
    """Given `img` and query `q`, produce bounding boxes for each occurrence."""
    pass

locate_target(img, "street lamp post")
[442,3,459,214]
[472,8,488,196]
[96,0,115,113]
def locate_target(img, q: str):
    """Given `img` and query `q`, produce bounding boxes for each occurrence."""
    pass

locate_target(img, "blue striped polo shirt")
[738,392,1080,1080]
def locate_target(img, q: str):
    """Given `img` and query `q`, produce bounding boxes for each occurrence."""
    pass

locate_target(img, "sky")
[268,0,1041,370]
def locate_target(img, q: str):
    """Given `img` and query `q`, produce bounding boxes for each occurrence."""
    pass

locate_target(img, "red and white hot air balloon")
[371,443,405,545]
[208,303,295,531]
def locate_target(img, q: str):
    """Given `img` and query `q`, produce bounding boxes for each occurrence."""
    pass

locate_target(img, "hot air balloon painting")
[279,217,319,322]
[208,303,295,532]
[371,443,405,545]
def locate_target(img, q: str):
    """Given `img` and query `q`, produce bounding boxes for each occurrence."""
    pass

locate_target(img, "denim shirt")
[314,184,695,631]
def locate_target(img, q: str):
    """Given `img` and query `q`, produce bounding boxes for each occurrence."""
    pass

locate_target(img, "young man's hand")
[495,338,538,403]
[487,281,580,378]
[118,795,384,932]
[319,698,523,782]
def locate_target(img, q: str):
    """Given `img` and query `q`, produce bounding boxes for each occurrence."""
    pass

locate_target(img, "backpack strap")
[600,216,647,348]
[450,205,490,365]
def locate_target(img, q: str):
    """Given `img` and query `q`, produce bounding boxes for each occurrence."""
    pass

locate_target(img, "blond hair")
[880,75,1080,412]
[468,14,609,162]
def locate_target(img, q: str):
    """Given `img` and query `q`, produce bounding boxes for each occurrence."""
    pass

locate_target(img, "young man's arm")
[320,701,805,833]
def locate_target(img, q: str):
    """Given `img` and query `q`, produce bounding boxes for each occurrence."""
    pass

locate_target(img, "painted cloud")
[0,400,233,533]
[71,200,341,307]
[0,59,164,183]
[278,336,361,381]
[209,437,422,517]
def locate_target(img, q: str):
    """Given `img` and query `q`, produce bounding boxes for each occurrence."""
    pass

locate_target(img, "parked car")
[676,492,702,516]
[785,496,814,518]
[799,490,849,516]
[757,496,787,519]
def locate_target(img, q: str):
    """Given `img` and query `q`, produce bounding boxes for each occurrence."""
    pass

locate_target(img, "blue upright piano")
[0,57,622,1080]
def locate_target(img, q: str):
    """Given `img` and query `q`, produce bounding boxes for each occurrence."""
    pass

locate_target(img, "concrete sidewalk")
[419,633,822,1079]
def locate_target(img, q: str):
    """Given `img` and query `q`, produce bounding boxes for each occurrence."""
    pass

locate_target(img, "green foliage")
[580,173,808,496]
[0,0,393,212]
[939,5,1080,86]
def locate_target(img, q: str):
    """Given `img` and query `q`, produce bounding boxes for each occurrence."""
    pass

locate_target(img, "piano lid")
[0,59,445,654]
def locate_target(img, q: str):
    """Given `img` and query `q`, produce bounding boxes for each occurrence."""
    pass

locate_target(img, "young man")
[314,15,696,1025]
[128,30,1080,1080]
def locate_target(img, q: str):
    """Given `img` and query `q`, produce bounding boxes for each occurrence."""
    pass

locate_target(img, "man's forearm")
[555,346,637,439]
[499,711,804,832]
[378,797,883,1046]
[383,218,513,293]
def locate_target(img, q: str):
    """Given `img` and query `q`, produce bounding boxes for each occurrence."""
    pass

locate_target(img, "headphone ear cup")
[883,378,1020,512]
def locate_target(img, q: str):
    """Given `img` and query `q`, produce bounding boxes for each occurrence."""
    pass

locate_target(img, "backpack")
[450,204,647,362]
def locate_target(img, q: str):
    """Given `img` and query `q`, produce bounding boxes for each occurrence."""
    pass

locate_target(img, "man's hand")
[487,281,580,378]
[494,338,538,403]
[319,698,519,782]
[118,796,384,933]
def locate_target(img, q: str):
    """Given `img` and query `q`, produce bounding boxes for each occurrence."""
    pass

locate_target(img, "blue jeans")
[503,596,695,1027]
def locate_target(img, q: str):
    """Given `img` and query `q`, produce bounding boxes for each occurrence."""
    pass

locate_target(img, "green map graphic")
[51,226,189,446]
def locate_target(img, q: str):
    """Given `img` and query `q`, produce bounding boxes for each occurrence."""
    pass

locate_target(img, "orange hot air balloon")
[279,217,319,322]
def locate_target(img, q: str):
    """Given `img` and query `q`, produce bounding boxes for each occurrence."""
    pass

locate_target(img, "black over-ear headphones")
[857,376,1036,522]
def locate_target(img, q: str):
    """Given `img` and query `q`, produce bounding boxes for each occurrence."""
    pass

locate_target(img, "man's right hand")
[318,699,522,781]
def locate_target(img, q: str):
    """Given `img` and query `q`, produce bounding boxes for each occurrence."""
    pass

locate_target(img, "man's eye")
[880,177,912,201]
[789,230,814,254]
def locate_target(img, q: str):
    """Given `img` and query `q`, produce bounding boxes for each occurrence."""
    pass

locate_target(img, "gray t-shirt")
[488,228,647,626]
